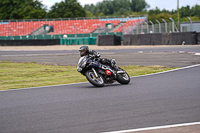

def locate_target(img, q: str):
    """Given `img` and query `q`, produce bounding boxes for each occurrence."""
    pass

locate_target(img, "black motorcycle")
[77,55,130,87]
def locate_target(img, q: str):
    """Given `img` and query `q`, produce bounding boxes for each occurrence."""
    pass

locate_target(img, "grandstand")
[113,19,145,33]
[0,16,146,38]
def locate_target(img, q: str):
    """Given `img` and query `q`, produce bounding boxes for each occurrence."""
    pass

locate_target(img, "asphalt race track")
[0,65,200,133]
[0,46,200,133]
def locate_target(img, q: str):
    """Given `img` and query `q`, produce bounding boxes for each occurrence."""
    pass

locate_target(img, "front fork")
[92,67,99,78]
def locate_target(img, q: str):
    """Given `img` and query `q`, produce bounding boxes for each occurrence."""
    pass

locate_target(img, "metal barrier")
[60,37,96,45]
[123,22,174,34]
[0,32,123,40]
[123,32,197,45]
[123,20,200,35]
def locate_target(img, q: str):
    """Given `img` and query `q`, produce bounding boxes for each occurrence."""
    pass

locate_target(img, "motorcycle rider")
[79,45,117,70]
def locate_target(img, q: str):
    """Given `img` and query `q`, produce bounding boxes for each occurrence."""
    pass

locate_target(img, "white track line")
[0,53,77,56]
[1,64,200,92]
[0,82,88,92]
[131,64,200,78]
[102,122,200,133]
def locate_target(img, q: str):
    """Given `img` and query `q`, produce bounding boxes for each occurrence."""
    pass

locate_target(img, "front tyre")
[116,67,130,84]
[85,70,104,87]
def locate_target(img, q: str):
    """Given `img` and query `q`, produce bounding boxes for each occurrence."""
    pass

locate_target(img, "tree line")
[0,0,200,23]
[0,0,86,19]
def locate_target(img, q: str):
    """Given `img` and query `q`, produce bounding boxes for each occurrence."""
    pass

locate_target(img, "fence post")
[97,25,100,35]
[129,23,134,34]
[169,18,175,32]
[187,17,193,32]
[125,24,128,34]
[156,20,161,33]
[149,21,154,33]
[144,21,149,33]
[162,19,168,33]
[140,22,143,33]
[134,23,139,34]
[122,25,125,35]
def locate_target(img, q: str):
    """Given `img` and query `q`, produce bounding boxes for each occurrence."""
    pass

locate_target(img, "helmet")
[79,46,89,57]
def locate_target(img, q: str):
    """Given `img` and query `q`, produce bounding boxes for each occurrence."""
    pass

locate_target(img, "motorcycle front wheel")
[116,67,130,84]
[85,70,105,87]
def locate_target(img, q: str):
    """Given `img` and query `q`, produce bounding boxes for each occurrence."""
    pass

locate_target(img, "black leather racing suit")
[88,50,115,67]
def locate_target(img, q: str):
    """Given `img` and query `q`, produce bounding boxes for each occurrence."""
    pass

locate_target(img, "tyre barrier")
[0,39,60,46]
[123,32,198,45]
[96,35,121,46]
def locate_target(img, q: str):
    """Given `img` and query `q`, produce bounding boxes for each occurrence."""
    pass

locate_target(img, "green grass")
[0,61,177,90]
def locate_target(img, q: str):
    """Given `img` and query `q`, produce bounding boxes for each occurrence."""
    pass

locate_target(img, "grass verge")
[0,61,177,90]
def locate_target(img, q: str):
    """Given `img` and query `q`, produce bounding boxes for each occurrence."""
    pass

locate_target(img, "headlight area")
[77,60,87,72]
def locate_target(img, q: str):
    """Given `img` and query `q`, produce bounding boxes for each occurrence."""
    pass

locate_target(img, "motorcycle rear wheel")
[85,70,105,87]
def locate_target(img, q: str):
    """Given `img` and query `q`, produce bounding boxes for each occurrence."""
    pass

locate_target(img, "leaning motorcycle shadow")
[82,82,132,89]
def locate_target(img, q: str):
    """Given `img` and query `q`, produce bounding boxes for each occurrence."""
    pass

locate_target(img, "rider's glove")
[95,53,101,58]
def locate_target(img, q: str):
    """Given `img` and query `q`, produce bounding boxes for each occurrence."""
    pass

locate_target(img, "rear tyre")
[116,67,130,84]
[85,70,104,87]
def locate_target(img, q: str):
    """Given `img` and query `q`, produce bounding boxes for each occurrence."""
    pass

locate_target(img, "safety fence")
[180,21,200,32]
[1,16,200,41]
[123,21,200,35]
[123,22,176,34]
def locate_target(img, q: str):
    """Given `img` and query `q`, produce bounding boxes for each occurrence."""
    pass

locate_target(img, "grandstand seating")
[0,17,145,36]
[113,19,145,32]
[49,19,120,35]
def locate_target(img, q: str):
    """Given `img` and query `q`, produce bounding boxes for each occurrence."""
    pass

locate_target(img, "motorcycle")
[77,55,130,87]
